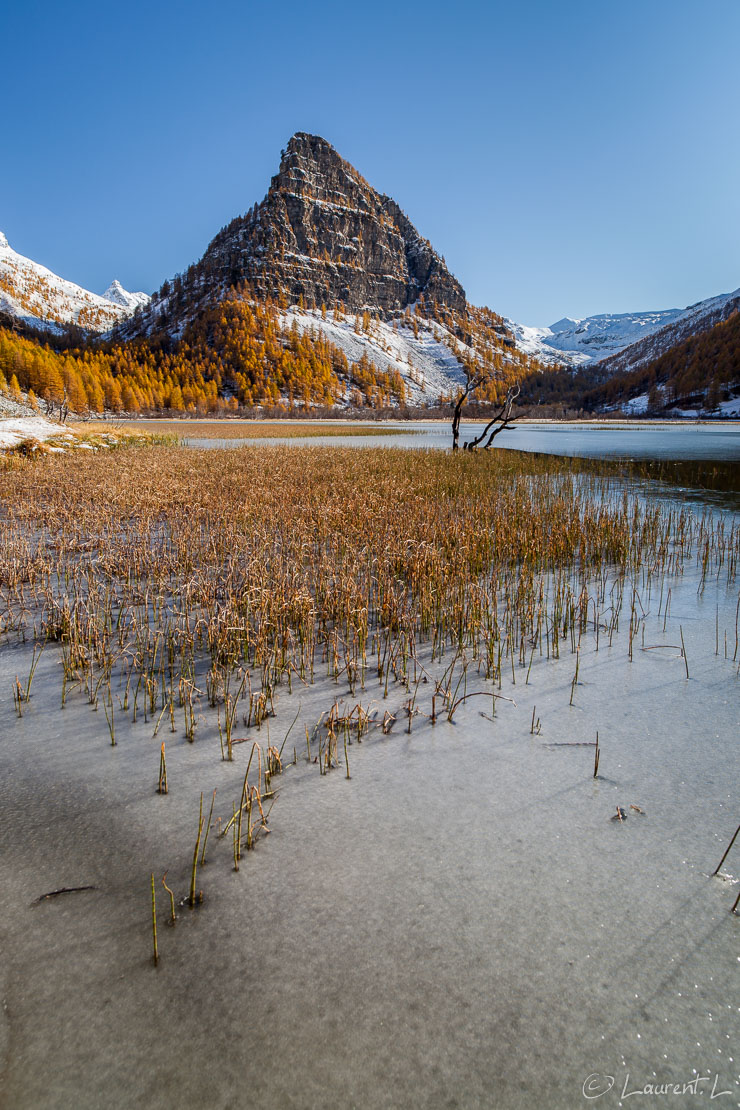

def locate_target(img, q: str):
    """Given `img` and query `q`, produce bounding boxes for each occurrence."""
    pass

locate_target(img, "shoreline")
[76,414,740,427]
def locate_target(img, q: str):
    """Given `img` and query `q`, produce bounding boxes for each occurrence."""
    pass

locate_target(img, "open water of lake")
[185,420,740,461]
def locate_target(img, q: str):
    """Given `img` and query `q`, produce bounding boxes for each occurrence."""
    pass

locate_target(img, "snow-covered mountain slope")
[509,287,740,369]
[510,308,685,367]
[0,231,149,333]
[595,287,740,379]
[282,308,469,402]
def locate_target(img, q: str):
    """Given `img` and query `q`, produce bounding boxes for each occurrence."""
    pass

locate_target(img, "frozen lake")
[183,419,740,461]
[1,547,737,1109]
[0,450,737,1109]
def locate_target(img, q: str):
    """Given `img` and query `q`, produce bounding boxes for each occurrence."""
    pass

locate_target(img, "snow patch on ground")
[0,417,74,449]
[623,393,650,414]
[615,390,740,419]
[281,308,469,401]
[0,391,39,420]
[667,398,740,419]
[716,396,740,417]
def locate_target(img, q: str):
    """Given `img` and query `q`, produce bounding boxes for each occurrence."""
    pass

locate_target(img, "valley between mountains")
[1,133,738,423]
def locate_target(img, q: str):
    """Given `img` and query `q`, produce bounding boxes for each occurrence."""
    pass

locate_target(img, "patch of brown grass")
[73,420,414,440]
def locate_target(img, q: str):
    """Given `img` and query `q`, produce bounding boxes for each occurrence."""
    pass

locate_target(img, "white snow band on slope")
[281,308,470,401]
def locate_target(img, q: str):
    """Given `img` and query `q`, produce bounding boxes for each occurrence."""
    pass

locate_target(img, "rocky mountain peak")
[102,279,150,311]
[121,133,466,337]
[102,279,129,305]
[250,131,466,314]
[281,131,347,172]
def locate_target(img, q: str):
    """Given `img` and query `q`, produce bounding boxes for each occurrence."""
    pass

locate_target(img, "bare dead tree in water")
[451,377,521,451]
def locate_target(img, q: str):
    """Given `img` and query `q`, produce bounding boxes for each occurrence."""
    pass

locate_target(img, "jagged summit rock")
[122,132,466,337]
[103,279,132,305]
[247,131,466,313]
[102,279,150,311]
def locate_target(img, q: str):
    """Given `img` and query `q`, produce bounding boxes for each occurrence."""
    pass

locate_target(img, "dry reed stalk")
[679,625,690,679]
[189,794,204,907]
[161,871,176,925]
[200,788,217,865]
[103,686,116,745]
[158,742,168,794]
[713,822,740,877]
[150,872,158,965]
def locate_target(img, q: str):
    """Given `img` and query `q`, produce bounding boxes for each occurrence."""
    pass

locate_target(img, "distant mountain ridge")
[0,231,148,333]
[510,308,684,367]
[518,292,740,417]
[509,287,740,370]
[590,288,740,378]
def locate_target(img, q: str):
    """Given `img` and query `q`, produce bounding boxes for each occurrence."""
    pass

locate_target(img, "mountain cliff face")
[244,133,465,312]
[122,133,466,338]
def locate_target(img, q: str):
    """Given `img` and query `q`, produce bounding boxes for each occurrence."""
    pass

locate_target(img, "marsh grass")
[1,444,737,942]
[78,420,415,441]
[1,447,734,739]
[1,426,179,456]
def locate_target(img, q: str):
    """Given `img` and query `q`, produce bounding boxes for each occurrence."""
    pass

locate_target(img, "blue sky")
[3,0,738,324]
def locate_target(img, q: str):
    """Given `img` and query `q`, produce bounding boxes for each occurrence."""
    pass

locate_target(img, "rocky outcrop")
[121,133,466,337]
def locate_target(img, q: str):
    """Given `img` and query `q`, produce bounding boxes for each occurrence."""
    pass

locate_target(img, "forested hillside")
[0,284,544,416]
